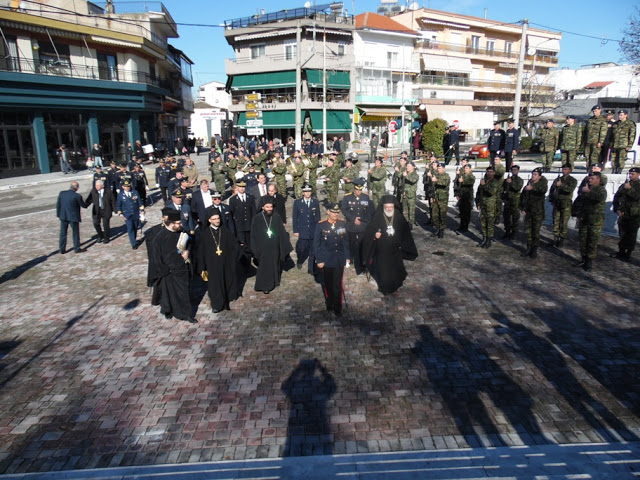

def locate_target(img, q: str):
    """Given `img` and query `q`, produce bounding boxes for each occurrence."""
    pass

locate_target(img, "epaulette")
[319,219,328,223]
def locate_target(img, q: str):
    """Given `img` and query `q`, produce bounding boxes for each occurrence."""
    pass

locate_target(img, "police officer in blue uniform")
[93,165,109,185]
[292,183,321,272]
[116,180,145,249]
[155,159,172,204]
[313,203,350,317]
[114,163,133,193]
[340,178,375,275]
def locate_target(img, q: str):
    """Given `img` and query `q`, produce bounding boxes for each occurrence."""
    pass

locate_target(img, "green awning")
[308,110,352,133]
[237,110,297,128]
[306,69,351,89]
[231,71,296,91]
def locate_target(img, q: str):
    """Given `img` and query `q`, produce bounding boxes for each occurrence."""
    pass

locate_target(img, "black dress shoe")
[164,313,172,319]
[97,238,103,243]
[296,263,303,269]
[334,310,342,317]
[60,249,66,255]
[183,318,198,324]
[212,309,222,314]
[132,244,138,250]
[74,248,86,253]
[103,240,110,244]
[263,290,271,294]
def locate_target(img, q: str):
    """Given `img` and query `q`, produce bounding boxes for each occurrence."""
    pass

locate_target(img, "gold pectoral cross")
[216,248,222,256]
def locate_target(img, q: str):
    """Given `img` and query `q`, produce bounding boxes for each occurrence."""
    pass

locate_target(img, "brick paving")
[0,195,639,474]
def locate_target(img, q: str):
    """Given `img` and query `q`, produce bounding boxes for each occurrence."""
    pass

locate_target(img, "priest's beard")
[384,210,394,218]
[264,211,273,217]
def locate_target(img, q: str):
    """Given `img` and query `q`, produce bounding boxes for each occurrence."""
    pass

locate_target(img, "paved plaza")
[0,183,639,476]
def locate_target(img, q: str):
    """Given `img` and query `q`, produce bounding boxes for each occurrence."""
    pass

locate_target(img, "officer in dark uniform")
[211,191,236,236]
[244,164,259,190]
[292,183,321,272]
[93,165,109,185]
[228,180,256,247]
[168,170,185,197]
[313,203,350,317]
[155,159,172,204]
[114,163,133,194]
[165,189,195,235]
[340,178,374,274]
[132,163,149,206]
[600,109,616,165]
[116,180,145,249]
[106,160,119,194]
[488,121,506,167]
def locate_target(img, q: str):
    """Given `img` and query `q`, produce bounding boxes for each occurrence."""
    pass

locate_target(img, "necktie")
[261,185,266,196]
[99,190,103,208]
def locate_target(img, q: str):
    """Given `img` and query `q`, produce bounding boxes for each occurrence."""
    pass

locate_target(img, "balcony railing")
[415,39,559,65]
[231,93,351,105]
[224,7,354,29]
[228,52,344,64]
[0,56,164,87]
[414,74,555,92]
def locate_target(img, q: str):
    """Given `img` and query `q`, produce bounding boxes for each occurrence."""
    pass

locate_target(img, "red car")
[468,137,489,159]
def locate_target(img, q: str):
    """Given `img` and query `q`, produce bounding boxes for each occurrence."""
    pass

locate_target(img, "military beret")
[566,115,575,120]
[437,162,446,168]
[166,210,181,223]
[449,125,455,128]
[172,189,183,198]
[205,207,222,219]
[593,163,603,170]
[629,167,640,173]
[591,105,601,111]
[546,119,554,123]
[493,120,501,125]
[408,161,416,168]
[211,191,222,198]
[532,167,543,175]
[589,171,601,177]
[353,178,366,188]
[302,183,313,192]
[606,109,615,115]
[508,118,515,123]
[485,166,494,171]
[328,203,341,213]
[562,163,573,170]
[248,163,255,168]
[511,164,520,170]
[619,109,628,115]
[236,180,247,187]
[122,180,131,187]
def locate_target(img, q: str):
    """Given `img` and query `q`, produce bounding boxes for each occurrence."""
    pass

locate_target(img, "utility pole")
[513,18,528,127]
[295,20,302,150]
[322,27,327,151]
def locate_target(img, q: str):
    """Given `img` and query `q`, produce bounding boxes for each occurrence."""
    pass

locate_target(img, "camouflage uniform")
[549,173,577,242]
[520,176,549,251]
[612,119,636,173]
[559,123,582,169]
[209,159,227,195]
[253,152,268,173]
[401,169,420,225]
[613,176,640,259]
[341,163,360,196]
[457,171,476,231]
[476,177,500,242]
[288,159,307,199]
[227,155,238,185]
[502,173,524,238]
[577,183,607,265]
[319,163,340,204]
[430,171,450,232]
[537,126,559,171]
[307,155,320,196]
[368,165,388,208]
[493,163,506,223]
[272,160,288,197]
[583,114,607,169]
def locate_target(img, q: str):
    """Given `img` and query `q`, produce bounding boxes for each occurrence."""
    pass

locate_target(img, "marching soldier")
[392,152,408,204]
[574,172,607,272]
[475,166,500,248]
[288,153,307,199]
[292,183,321,271]
[401,161,419,227]
[253,146,268,174]
[456,163,476,233]
[583,105,607,170]
[368,157,388,208]
[271,153,288,198]
[612,166,640,261]
[493,156,506,225]
[502,164,524,240]
[429,162,450,238]
[611,109,636,174]
[307,153,321,196]
[116,180,145,250]
[319,154,340,205]
[93,165,109,185]
[132,163,149,206]
[423,154,439,224]
[226,152,238,185]
[341,154,360,196]
[537,119,559,173]
[341,178,374,274]
[549,163,577,248]
[559,115,582,170]
[520,167,548,259]
[209,153,228,197]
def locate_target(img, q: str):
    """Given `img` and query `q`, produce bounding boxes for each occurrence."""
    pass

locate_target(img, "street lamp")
[400,105,406,148]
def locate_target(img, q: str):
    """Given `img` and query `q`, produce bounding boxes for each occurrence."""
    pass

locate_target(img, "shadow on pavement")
[0,250,58,286]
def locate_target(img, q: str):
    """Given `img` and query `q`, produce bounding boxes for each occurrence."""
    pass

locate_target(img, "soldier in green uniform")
[574,172,607,272]
[209,154,228,197]
[226,152,238,186]
[519,167,548,258]
[579,163,608,190]
[583,105,607,170]
[493,156,506,225]
[341,154,360,196]
[288,152,307,199]
[392,153,408,205]
[271,152,288,198]
[319,154,340,205]
[502,164,524,240]
[456,163,476,232]
[429,162,450,238]
[475,166,500,248]
[253,147,268,174]
[549,163,577,248]
[367,157,388,208]
[422,154,439,224]
[537,119,559,173]
[307,153,321,197]
[611,109,636,174]
[600,109,616,165]
[612,166,640,261]
[370,133,379,163]
[401,161,419,227]
[559,115,582,170]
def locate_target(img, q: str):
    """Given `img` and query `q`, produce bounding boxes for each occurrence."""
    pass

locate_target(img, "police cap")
[353,178,366,189]
[236,180,247,187]
[122,180,132,187]
[172,189,183,198]
[532,167,543,175]
[328,203,341,213]
[302,183,313,192]
[619,109,628,115]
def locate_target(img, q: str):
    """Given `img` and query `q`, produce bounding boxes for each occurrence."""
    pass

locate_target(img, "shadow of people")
[0,250,58,286]
[281,358,336,457]
[414,325,547,447]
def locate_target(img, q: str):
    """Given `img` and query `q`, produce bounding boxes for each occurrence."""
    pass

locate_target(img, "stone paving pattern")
[0,192,638,474]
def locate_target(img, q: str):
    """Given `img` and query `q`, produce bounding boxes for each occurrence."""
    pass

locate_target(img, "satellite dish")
[304,1,311,8]
[527,47,536,56]
[409,2,420,10]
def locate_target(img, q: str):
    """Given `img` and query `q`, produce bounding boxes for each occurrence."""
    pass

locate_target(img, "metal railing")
[0,56,164,87]
[224,7,355,29]
[414,74,555,92]
[228,52,344,64]
[231,93,351,105]
[415,39,559,65]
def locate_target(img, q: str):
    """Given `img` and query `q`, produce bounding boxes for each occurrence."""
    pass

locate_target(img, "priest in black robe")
[144,207,173,306]
[196,207,242,313]
[361,195,418,295]
[149,210,196,323]
[250,197,293,294]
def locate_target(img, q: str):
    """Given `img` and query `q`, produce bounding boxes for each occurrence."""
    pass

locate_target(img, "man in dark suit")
[250,172,269,211]
[228,180,255,247]
[210,191,235,235]
[191,179,214,228]
[166,189,194,235]
[56,181,86,254]
[85,179,116,244]
[292,183,321,271]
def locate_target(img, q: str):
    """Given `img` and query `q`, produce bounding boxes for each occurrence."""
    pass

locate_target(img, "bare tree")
[620,6,640,69]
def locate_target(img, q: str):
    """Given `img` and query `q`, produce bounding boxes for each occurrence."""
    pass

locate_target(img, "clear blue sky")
[160,0,636,87]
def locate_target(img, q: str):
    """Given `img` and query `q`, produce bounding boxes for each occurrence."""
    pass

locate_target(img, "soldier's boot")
[574,255,587,267]
[477,235,487,247]
[583,257,593,272]
[549,236,559,247]
[483,238,492,249]
[520,244,531,257]
[438,229,444,238]
[529,246,538,259]
[431,229,440,238]
[624,249,633,261]
[502,228,510,239]
[557,237,565,248]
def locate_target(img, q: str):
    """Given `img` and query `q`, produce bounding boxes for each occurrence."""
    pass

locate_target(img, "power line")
[530,22,623,44]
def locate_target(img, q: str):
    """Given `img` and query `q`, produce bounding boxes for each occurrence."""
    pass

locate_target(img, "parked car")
[468,137,490,159]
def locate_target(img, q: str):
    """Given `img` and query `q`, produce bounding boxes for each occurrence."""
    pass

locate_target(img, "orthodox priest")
[196,207,241,313]
[361,195,418,295]
[149,210,197,323]
[145,207,173,306]
[250,197,293,294]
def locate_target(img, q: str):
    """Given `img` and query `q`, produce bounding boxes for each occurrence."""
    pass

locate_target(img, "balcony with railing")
[0,56,165,88]
[225,51,350,76]
[229,91,351,111]
[414,74,555,93]
[414,39,559,66]
[223,6,354,30]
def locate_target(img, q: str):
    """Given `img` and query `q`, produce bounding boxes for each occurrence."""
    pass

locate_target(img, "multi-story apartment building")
[354,12,420,145]
[0,0,193,176]
[393,8,561,139]
[223,3,355,145]
[190,81,231,145]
